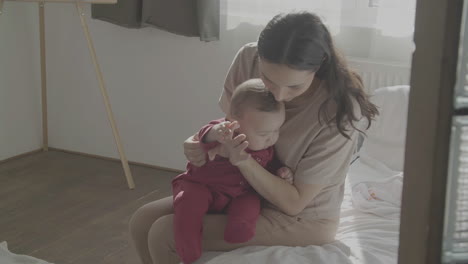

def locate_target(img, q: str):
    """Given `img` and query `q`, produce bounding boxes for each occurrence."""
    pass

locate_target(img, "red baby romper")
[172,118,279,264]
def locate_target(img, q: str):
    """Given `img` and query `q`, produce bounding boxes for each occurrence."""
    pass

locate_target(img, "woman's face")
[259,59,316,102]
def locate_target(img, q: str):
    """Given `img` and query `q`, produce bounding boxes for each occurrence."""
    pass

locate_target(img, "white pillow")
[359,85,410,172]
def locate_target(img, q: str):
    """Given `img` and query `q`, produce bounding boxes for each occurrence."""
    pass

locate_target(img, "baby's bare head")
[230,79,283,119]
[230,79,285,151]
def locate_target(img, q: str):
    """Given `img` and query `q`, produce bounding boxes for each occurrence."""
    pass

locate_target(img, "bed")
[193,85,410,264]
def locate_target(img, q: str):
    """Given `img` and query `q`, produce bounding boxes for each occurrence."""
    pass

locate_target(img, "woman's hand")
[277,167,294,184]
[183,134,206,167]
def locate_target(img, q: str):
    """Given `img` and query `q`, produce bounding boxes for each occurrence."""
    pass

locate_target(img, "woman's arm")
[237,157,323,216]
[226,121,357,216]
[222,131,323,216]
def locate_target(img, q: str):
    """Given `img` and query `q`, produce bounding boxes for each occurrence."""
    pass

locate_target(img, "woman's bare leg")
[128,196,173,264]
[146,208,338,264]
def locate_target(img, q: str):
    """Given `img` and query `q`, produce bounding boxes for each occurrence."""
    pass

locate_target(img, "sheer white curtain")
[371,0,416,37]
[225,0,415,37]
[225,0,342,34]
[223,0,417,63]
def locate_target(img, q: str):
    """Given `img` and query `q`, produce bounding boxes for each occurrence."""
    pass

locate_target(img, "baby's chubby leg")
[224,191,261,243]
[172,180,212,264]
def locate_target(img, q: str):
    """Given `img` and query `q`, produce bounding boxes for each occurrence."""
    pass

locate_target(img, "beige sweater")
[219,42,359,220]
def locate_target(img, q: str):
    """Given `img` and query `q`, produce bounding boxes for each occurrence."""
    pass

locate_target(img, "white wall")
[44,4,265,170]
[0,3,42,161]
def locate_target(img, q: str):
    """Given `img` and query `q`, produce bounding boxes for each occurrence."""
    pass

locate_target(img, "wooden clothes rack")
[0,0,136,189]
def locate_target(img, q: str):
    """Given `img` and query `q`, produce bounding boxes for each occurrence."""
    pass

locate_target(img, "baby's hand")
[211,121,240,143]
[277,167,294,184]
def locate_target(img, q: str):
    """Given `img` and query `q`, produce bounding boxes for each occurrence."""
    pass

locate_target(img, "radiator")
[347,57,412,93]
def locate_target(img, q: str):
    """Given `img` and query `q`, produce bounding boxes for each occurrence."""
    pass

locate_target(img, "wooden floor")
[0,150,177,264]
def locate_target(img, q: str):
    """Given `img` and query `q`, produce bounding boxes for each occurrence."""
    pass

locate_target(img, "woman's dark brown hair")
[258,12,378,138]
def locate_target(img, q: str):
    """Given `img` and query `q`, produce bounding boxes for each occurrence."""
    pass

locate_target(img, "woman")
[129,11,378,264]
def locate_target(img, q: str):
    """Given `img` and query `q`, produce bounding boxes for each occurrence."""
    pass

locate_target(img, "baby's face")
[236,106,285,151]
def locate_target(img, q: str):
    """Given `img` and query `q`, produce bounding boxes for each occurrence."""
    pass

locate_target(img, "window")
[444,1,468,263]
[224,0,416,37]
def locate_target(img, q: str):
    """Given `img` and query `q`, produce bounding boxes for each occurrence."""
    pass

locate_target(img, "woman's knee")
[147,215,177,261]
[129,204,151,238]
[129,197,173,239]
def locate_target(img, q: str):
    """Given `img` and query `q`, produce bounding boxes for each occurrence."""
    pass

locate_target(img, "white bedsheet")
[337,175,400,264]
[0,242,53,264]
[194,160,401,264]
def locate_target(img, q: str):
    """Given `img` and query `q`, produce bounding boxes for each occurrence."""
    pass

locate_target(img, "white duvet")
[194,159,402,264]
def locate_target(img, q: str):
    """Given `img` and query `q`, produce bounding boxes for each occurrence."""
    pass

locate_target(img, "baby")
[172,78,292,264]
